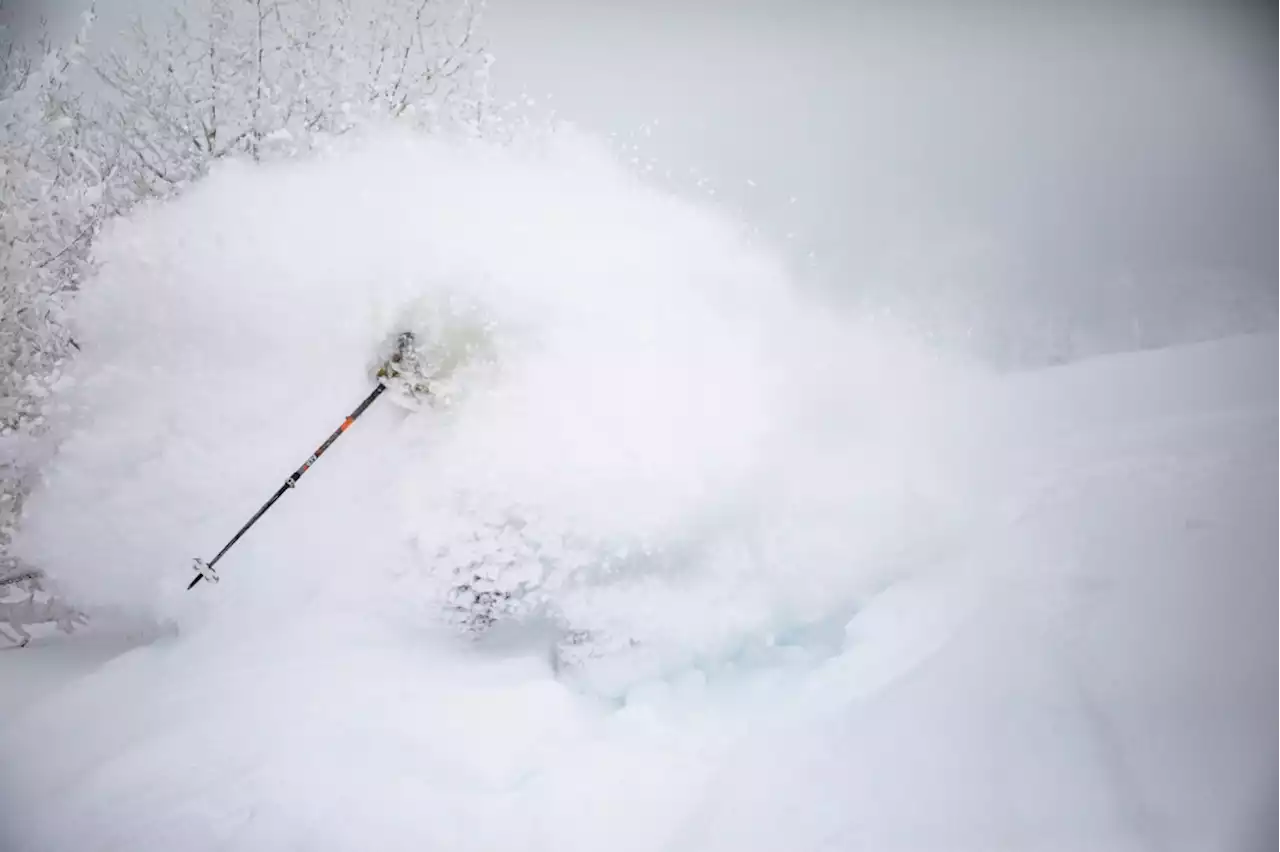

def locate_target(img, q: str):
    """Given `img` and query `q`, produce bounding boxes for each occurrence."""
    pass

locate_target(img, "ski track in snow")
[0,129,1275,851]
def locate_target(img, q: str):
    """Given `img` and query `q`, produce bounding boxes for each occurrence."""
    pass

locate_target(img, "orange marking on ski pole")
[339,417,354,432]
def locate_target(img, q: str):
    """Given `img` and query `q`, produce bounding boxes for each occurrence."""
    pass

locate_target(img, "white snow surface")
[1,128,1275,851]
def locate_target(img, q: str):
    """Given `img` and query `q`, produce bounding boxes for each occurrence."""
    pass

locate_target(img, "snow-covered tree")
[92,0,493,192]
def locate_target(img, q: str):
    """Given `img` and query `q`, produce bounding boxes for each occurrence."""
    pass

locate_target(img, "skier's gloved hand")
[375,331,432,410]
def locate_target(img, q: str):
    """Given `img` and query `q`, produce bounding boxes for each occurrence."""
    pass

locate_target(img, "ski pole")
[188,382,387,590]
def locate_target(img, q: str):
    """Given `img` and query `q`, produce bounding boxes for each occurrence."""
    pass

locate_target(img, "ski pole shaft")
[188,382,387,589]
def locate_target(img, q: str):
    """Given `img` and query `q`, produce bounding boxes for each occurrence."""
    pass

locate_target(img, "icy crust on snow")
[13,127,978,691]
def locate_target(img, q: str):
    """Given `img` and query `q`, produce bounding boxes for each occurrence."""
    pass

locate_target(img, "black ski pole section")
[188,382,387,590]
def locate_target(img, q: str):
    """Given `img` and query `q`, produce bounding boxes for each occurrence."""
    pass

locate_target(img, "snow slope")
[680,333,1277,852]
[0,129,1274,851]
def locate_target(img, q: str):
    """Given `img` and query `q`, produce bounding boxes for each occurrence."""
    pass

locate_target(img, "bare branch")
[388,0,432,104]
[34,221,96,269]
[0,567,43,589]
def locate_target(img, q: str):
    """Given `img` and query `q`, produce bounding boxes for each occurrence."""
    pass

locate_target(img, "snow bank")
[13,126,976,688]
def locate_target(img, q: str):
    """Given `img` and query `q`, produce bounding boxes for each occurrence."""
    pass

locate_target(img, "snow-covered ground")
[0,130,1274,852]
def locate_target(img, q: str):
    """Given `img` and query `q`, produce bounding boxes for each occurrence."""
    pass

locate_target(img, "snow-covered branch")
[0,588,88,647]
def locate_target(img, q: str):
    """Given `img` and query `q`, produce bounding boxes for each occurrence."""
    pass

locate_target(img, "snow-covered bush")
[0,11,111,437]
[1,11,118,620]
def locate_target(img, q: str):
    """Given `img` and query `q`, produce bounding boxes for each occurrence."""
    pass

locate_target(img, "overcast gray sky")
[479,0,1275,358]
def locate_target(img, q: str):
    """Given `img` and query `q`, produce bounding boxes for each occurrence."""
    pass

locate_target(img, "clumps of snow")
[13,125,979,694]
